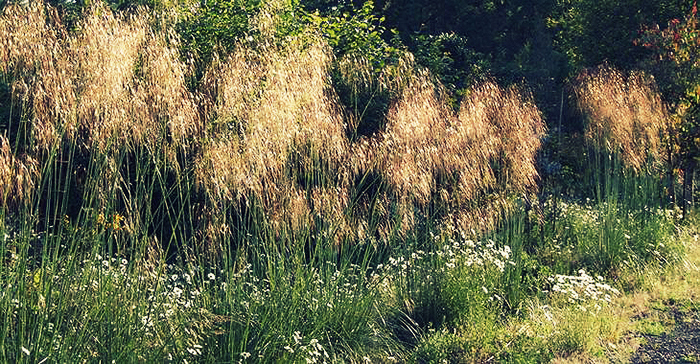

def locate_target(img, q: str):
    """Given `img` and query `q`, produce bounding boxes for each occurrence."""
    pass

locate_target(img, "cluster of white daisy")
[547,269,620,305]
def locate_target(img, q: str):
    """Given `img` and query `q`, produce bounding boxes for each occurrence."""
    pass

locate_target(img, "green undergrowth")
[404,199,688,363]
[602,212,700,362]
[4,185,687,362]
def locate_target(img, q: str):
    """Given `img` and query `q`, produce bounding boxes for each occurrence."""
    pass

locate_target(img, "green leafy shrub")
[303,0,406,141]
[305,0,398,63]
[410,32,490,107]
[177,0,263,79]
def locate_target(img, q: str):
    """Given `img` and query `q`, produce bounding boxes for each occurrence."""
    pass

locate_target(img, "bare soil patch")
[631,304,700,363]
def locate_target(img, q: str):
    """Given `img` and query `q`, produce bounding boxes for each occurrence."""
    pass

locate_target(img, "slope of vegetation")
[0,0,697,362]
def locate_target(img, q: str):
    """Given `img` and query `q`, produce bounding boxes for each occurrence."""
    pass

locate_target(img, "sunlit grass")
[0,1,696,363]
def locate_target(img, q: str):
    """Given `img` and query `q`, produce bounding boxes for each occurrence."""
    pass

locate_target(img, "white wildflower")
[500,245,511,259]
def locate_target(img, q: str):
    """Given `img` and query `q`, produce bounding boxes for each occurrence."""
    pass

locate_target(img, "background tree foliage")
[548,0,684,70]
[637,1,700,214]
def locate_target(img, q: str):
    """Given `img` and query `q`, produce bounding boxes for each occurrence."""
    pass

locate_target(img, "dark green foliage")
[177,0,262,77]
[45,0,165,31]
[635,2,700,216]
[46,0,87,30]
[102,0,161,11]
[375,0,559,67]
[306,1,399,63]
[368,0,569,119]
[334,72,393,140]
[409,32,489,108]
[0,77,29,153]
[549,0,686,71]
[302,1,404,140]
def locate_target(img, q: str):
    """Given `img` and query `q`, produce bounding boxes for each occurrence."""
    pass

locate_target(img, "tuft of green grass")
[635,319,669,336]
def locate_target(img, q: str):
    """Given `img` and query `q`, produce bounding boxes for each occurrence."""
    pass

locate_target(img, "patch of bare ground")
[629,302,700,363]
[624,225,700,364]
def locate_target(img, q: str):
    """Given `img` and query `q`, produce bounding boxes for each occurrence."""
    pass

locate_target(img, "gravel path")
[630,306,700,363]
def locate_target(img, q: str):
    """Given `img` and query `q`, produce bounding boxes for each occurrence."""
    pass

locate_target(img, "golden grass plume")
[368,75,545,232]
[0,2,199,153]
[0,136,38,208]
[196,36,348,203]
[573,65,667,172]
[0,0,549,249]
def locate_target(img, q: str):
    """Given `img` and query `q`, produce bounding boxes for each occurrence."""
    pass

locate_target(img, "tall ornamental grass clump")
[527,66,683,286]
[573,65,667,206]
[194,5,546,254]
[191,11,546,357]
[0,2,211,362]
[0,2,400,361]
